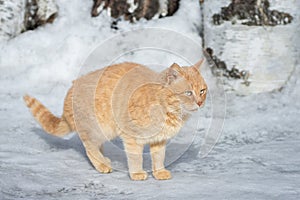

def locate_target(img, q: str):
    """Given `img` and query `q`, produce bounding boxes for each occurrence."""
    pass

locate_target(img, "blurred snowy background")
[0,0,300,199]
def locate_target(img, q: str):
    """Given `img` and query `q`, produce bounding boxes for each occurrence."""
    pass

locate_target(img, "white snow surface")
[0,0,300,199]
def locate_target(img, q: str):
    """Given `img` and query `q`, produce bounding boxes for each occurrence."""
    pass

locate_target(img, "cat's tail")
[23,95,71,137]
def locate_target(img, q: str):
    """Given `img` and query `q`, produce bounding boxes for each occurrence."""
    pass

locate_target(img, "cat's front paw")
[153,169,172,180]
[130,171,148,181]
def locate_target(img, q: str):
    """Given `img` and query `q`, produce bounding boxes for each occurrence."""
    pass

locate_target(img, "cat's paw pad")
[95,162,112,174]
[130,171,148,181]
[153,169,172,180]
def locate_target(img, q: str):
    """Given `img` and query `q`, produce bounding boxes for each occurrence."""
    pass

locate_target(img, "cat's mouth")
[182,106,199,113]
[183,103,205,112]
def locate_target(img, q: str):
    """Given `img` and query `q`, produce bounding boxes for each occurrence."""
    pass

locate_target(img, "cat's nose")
[197,101,202,106]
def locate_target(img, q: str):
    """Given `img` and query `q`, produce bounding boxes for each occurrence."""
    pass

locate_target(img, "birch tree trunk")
[203,0,299,94]
[91,0,180,21]
[0,0,58,41]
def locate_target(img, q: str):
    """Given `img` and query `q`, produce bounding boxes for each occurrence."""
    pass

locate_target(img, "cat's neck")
[158,86,188,126]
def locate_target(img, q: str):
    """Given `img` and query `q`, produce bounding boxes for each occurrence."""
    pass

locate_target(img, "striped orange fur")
[23,95,72,136]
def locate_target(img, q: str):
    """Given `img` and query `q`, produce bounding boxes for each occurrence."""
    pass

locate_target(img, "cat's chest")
[135,112,183,144]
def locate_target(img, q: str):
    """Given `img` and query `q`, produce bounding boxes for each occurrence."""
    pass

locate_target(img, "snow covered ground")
[0,0,300,199]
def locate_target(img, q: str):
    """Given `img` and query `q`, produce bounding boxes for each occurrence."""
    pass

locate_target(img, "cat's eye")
[185,91,193,96]
[200,89,206,95]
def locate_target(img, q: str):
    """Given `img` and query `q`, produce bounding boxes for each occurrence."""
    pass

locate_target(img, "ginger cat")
[24,61,207,180]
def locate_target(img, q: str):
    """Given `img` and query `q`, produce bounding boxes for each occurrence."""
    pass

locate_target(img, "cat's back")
[93,62,157,92]
[75,62,155,84]
[93,62,158,137]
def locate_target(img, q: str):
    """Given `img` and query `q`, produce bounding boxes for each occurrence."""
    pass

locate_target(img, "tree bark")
[91,0,180,22]
[0,0,58,41]
[203,0,298,94]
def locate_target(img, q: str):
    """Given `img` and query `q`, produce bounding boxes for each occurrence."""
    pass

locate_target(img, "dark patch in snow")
[31,127,86,157]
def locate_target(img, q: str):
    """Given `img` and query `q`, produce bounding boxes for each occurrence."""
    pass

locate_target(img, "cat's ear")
[193,59,205,70]
[166,63,181,84]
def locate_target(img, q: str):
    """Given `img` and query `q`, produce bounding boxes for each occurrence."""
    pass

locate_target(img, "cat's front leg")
[150,141,172,180]
[123,138,148,181]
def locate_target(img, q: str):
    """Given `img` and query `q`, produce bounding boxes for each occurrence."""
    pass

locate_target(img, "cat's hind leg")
[79,132,112,173]
[86,145,112,173]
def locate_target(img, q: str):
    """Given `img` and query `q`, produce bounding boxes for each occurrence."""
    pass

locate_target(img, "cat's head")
[162,60,207,112]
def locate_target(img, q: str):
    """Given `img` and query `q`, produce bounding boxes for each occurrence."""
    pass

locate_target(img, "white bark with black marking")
[0,0,26,41]
[36,0,58,23]
[0,0,58,41]
[203,0,299,94]
[91,0,179,21]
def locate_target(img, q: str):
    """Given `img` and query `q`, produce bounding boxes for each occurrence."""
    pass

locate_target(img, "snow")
[1,0,300,199]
